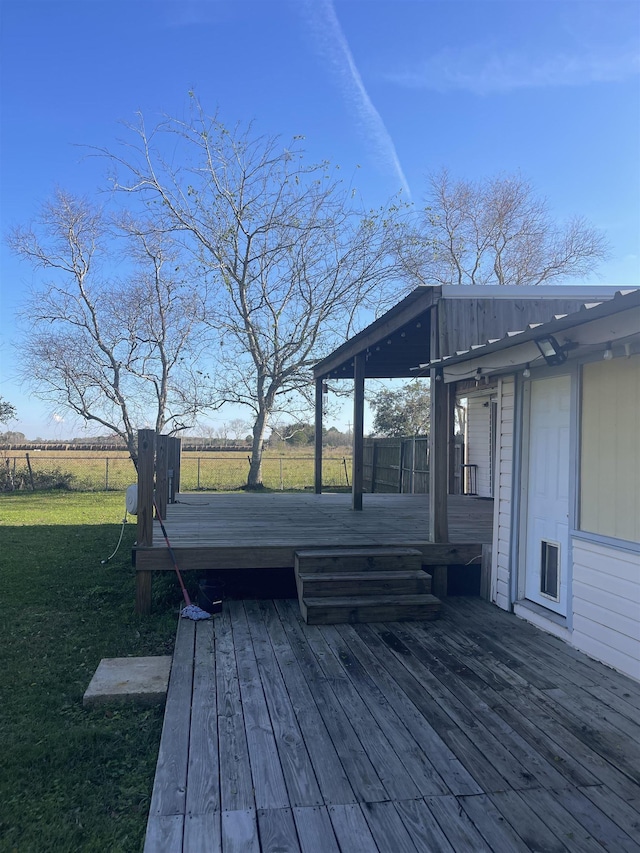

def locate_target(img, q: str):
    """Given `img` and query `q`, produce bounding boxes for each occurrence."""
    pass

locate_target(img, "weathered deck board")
[135,492,494,570]
[185,620,218,818]
[291,806,340,853]
[144,598,640,853]
[326,803,378,853]
[134,492,494,614]
[395,621,571,791]
[392,797,457,853]
[147,618,195,818]
[333,621,483,797]
[448,599,640,799]
[275,600,421,802]
[226,601,290,810]
[241,601,327,809]
[215,608,254,813]
[220,809,259,853]
[258,598,379,803]
[314,620,452,797]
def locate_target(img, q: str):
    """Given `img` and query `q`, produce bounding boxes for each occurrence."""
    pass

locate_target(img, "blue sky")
[1,0,639,439]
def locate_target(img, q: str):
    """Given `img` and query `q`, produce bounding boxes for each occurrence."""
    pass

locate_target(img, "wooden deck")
[134,493,495,612]
[144,597,640,852]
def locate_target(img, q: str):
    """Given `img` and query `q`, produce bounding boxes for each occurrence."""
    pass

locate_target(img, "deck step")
[295,547,440,624]
[300,593,441,625]
[296,569,432,599]
[294,547,423,574]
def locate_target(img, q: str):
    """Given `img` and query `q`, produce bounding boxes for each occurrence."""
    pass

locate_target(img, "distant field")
[2,448,353,492]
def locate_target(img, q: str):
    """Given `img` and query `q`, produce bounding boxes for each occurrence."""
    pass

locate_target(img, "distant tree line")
[268,424,351,448]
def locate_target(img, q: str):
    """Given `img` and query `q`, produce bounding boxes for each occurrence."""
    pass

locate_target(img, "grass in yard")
[0,492,180,852]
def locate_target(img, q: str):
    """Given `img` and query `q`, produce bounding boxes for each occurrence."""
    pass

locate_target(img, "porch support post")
[173,437,181,496]
[155,434,169,520]
[314,377,324,494]
[137,429,155,547]
[168,436,181,500]
[429,368,449,542]
[352,352,365,511]
[136,428,155,615]
[448,383,457,494]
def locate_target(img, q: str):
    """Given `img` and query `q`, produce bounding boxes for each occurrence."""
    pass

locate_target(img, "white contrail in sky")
[299,0,411,198]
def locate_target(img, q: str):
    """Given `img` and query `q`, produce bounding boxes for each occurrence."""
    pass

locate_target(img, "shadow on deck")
[144,597,640,852]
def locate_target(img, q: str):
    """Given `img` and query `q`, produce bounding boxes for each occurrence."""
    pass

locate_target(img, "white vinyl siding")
[580,355,640,542]
[572,538,640,681]
[491,377,515,610]
[466,392,494,498]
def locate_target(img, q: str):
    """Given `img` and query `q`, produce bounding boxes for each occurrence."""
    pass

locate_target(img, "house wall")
[580,354,640,542]
[449,297,640,682]
[571,352,640,682]
[465,391,494,498]
[489,358,640,682]
[571,538,640,681]
[491,377,515,611]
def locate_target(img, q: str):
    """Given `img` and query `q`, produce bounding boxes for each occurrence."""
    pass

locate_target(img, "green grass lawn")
[0,492,179,852]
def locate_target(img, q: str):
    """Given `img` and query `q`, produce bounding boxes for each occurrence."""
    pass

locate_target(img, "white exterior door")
[524,375,571,616]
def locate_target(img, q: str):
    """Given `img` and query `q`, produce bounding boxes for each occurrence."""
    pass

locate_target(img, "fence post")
[371,441,378,493]
[135,431,155,615]
[167,437,181,501]
[156,435,169,520]
[25,453,35,491]
[137,429,155,548]
[197,457,201,490]
[173,437,182,495]
[105,457,109,491]
[411,438,416,494]
[342,457,350,487]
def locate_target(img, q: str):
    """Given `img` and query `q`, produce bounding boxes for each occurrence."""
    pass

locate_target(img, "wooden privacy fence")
[363,436,463,494]
[136,430,182,550]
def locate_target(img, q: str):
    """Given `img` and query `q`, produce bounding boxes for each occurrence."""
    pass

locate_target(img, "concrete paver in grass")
[83,656,172,708]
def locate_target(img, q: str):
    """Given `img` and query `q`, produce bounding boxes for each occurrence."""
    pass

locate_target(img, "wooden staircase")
[294,547,441,624]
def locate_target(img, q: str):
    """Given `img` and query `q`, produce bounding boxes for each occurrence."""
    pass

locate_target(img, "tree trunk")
[247,409,269,488]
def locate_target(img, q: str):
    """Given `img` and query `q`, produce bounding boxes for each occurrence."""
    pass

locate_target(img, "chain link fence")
[1,454,137,492]
[1,452,352,492]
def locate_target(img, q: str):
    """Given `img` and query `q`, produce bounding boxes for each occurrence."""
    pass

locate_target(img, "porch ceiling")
[312,283,629,383]
[313,287,436,381]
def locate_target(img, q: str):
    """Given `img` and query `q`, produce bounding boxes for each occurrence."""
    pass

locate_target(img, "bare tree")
[397,169,609,287]
[8,189,215,463]
[101,98,400,486]
[227,418,251,441]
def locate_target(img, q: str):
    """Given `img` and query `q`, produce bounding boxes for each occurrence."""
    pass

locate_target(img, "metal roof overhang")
[313,286,438,381]
[415,288,640,383]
